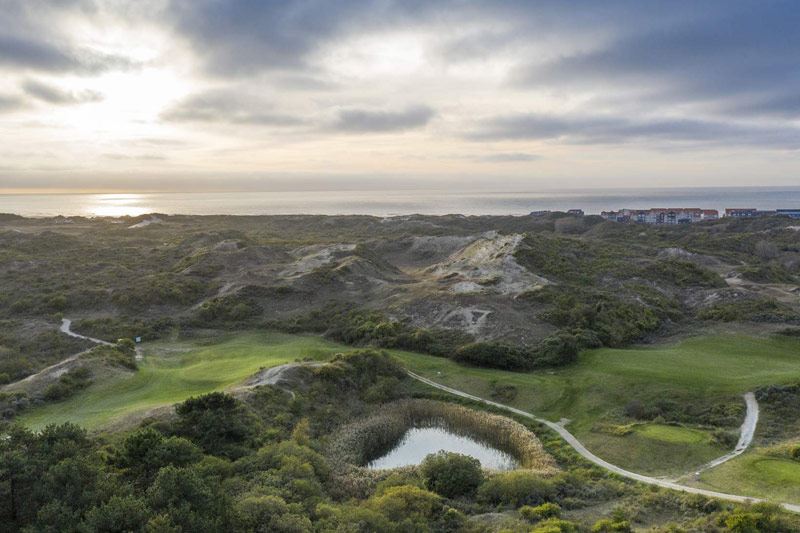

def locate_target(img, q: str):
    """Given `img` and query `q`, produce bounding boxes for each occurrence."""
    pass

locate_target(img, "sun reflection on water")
[90,193,150,217]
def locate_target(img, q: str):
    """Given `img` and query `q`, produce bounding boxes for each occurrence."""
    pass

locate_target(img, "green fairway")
[389,334,800,475]
[20,331,800,478]
[20,331,345,431]
[696,450,800,504]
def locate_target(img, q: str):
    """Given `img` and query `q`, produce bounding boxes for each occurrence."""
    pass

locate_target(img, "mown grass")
[696,450,800,504]
[20,331,344,430]
[389,334,800,475]
[20,331,800,478]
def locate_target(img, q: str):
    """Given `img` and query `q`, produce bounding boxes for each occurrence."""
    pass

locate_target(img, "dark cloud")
[469,113,800,149]
[331,105,435,133]
[475,153,539,163]
[23,79,102,104]
[0,35,77,72]
[0,0,133,74]
[513,2,800,119]
[162,90,305,126]
[165,0,436,76]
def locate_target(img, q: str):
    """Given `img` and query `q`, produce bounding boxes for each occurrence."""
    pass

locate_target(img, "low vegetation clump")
[699,298,799,323]
[419,451,483,498]
[84,340,138,370]
[41,366,92,402]
[520,502,562,522]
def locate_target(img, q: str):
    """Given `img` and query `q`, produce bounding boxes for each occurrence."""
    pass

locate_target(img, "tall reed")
[327,399,558,476]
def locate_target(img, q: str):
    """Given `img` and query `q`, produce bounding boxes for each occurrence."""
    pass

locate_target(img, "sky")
[1,0,799,193]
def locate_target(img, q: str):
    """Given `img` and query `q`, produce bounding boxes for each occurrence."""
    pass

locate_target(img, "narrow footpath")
[408,371,799,513]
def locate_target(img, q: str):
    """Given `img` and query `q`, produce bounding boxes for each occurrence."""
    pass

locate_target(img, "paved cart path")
[407,371,799,513]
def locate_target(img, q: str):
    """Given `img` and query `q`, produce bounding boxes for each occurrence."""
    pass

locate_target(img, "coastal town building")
[600,208,719,224]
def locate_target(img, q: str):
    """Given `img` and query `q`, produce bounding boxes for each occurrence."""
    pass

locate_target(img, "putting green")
[635,424,708,444]
[698,452,800,504]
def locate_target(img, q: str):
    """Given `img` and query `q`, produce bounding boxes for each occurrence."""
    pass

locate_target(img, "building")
[724,208,758,217]
[777,209,800,218]
[529,210,550,216]
[600,208,718,225]
[567,209,585,216]
[723,208,784,217]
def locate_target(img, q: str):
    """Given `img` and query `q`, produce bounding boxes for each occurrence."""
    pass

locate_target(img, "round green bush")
[419,451,483,498]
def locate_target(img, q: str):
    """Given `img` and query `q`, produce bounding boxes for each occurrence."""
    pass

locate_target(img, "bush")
[790,445,800,460]
[42,366,92,402]
[711,428,737,448]
[477,471,556,507]
[520,502,561,521]
[699,299,798,323]
[419,451,483,498]
[453,342,532,371]
[534,332,580,366]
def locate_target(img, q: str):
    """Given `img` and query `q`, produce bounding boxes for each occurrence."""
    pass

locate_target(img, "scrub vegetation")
[4,348,800,532]
[3,213,800,530]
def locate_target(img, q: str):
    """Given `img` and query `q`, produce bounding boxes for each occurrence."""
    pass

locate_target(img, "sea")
[1,187,799,218]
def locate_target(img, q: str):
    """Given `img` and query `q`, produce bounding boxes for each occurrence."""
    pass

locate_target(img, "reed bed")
[327,399,558,476]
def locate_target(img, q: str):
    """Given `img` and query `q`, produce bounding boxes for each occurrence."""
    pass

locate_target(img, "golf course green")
[20,331,800,479]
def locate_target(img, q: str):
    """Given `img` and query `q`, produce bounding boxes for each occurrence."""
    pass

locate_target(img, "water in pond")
[367,427,518,470]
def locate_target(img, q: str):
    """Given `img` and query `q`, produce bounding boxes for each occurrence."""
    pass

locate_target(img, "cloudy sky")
[1,0,799,193]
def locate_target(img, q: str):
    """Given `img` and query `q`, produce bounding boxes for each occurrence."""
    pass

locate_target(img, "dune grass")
[20,331,344,431]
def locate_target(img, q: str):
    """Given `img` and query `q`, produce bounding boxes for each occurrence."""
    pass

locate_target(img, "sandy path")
[693,392,759,474]
[407,371,798,513]
[60,318,113,346]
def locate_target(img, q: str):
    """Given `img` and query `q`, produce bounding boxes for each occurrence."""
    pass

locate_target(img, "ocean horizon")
[1,186,799,218]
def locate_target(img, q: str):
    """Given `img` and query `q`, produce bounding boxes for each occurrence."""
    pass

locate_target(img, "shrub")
[699,299,798,323]
[42,366,92,402]
[534,332,580,366]
[419,451,483,498]
[453,342,532,370]
[521,502,561,521]
[790,445,800,460]
[476,471,556,507]
[174,392,262,459]
[711,428,737,448]
[367,485,442,523]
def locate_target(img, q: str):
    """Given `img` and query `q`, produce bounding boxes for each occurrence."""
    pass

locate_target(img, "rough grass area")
[19,331,344,430]
[390,334,800,475]
[583,426,724,476]
[694,451,800,504]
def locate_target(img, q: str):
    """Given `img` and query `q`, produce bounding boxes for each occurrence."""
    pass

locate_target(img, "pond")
[367,426,519,470]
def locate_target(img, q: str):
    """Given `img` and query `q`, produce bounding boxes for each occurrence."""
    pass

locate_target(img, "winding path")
[694,392,759,474]
[60,318,113,346]
[407,371,800,513]
[61,318,143,361]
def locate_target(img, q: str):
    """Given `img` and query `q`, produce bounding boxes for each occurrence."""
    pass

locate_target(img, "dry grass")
[327,399,558,475]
